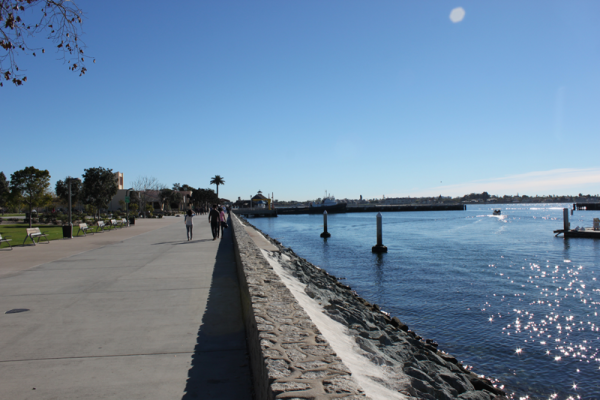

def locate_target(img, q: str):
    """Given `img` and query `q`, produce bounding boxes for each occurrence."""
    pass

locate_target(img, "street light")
[66,177,81,239]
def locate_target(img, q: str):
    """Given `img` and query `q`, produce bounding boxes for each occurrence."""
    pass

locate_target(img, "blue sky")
[2,1,599,201]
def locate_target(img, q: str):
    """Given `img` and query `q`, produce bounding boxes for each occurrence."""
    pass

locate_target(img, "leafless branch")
[0,0,93,87]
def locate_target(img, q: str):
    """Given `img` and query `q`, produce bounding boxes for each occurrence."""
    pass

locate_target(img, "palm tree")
[210,175,225,198]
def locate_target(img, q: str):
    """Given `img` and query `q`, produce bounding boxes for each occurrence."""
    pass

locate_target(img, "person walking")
[208,204,220,240]
[184,209,194,241]
[218,206,227,237]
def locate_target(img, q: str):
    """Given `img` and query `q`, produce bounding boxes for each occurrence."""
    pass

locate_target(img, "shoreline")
[237,215,508,399]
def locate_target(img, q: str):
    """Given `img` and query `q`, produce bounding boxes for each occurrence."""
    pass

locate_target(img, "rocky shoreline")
[241,217,508,400]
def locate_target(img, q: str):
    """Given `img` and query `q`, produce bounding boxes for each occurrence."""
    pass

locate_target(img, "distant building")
[107,186,192,212]
[114,172,124,190]
[383,197,412,205]
[108,172,125,210]
[252,192,272,209]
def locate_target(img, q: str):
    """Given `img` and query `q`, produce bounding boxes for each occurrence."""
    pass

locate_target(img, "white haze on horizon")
[390,168,600,198]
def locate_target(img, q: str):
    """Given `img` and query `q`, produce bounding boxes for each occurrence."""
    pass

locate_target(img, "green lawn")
[0,223,119,247]
[1,213,25,217]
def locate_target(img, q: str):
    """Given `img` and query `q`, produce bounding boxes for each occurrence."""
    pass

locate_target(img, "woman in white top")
[184,209,193,241]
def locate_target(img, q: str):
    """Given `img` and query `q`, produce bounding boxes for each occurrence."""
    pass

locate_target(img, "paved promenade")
[0,216,253,399]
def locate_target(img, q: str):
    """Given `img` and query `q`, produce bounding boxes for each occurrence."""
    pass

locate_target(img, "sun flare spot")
[449,7,466,23]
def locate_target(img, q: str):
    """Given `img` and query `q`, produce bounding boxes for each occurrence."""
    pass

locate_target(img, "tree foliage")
[172,183,194,191]
[0,171,8,210]
[191,188,218,209]
[210,175,225,198]
[159,188,182,211]
[9,166,51,227]
[55,176,82,205]
[0,0,92,87]
[82,167,117,218]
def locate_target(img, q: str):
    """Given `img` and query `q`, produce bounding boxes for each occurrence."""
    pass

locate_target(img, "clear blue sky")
[2,1,599,201]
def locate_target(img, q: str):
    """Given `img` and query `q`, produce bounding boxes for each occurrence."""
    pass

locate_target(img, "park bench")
[109,219,121,229]
[121,218,128,227]
[0,234,12,250]
[76,223,94,236]
[96,221,109,232]
[23,227,49,246]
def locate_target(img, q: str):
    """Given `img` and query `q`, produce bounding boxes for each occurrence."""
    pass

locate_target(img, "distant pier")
[233,208,278,218]
[277,204,465,215]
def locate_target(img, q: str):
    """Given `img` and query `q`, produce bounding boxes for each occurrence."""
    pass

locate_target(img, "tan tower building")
[114,172,124,190]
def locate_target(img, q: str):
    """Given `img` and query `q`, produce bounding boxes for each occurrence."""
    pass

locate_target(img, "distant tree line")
[0,167,227,224]
[0,166,117,226]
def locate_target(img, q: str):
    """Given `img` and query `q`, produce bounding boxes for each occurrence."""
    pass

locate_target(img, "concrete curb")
[230,213,368,399]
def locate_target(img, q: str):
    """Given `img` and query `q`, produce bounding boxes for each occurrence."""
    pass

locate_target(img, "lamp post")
[68,179,72,235]
[65,177,80,239]
[125,188,133,225]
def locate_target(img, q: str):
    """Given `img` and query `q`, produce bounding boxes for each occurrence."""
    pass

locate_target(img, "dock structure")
[554,228,600,238]
[233,208,277,218]
[574,203,600,210]
[554,208,600,238]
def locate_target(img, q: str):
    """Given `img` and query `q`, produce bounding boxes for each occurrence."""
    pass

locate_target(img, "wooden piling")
[372,212,387,253]
[320,211,331,238]
[563,208,570,232]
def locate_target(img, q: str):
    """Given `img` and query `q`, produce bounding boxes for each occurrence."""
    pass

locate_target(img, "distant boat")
[309,197,347,214]
[493,209,501,215]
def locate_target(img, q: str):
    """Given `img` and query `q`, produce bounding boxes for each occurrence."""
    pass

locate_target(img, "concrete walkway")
[0,218,179,277]
[0,216,253,399]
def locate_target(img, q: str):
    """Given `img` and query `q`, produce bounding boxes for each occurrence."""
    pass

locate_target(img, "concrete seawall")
[230,213,368,399]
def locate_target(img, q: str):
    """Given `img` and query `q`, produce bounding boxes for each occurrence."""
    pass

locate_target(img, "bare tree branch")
[0,0,93,87]
[131,176,166,217]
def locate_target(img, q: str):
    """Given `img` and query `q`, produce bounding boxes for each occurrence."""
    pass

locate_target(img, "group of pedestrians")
[183,204,228,241]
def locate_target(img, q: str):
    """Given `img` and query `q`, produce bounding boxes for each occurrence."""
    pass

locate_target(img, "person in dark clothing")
[208,204,220,240]
[184,209,193,241]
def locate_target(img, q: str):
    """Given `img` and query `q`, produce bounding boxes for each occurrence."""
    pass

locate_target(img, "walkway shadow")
[151,239,212,245]
[182,220,253,400]
[172,239,213,246]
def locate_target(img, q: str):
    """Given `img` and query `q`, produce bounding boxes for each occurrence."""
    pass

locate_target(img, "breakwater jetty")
[276,204,465,215]
[231,213,507,399]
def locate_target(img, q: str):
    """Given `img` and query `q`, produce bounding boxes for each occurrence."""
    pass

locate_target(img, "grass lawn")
[0,223,119,247]
[1,213,25,217]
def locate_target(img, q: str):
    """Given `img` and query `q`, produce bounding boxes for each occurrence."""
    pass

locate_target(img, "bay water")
[249,204,600,399]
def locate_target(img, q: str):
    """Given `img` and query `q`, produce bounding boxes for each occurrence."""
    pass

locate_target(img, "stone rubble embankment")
[233,213,508,400]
